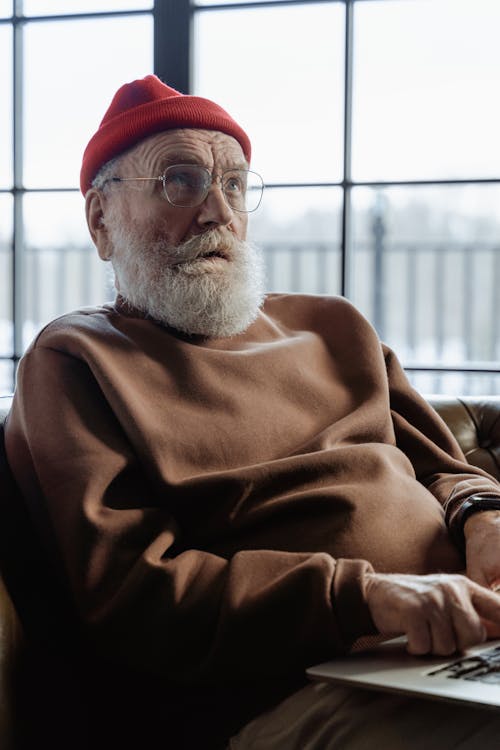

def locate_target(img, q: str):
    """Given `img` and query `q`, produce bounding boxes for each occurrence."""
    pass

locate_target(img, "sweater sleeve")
[5,343,376,686]
[383,344,500,537]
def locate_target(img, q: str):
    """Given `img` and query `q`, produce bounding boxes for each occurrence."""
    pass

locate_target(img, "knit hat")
[80,75,251,195]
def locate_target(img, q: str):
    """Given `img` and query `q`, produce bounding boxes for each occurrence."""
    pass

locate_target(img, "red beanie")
[80,75,251,195]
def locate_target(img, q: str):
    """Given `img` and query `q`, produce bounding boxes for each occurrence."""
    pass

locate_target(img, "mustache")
[166,228,241,266]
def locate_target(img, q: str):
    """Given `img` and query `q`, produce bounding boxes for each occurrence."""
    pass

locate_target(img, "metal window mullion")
[404,364,500,374]
[340,0,354,298]
[154,0,191,93]
[12,3,24,365]
[260,177,500,190]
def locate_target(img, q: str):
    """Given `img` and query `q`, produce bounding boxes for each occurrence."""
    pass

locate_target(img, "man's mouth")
[198,249,229,261]
[168,248,229,267]
[167,230,235,266]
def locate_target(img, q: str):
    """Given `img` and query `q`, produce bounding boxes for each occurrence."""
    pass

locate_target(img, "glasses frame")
[104,164,264,213]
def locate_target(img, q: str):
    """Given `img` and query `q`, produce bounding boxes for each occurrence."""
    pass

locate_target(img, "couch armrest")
[427,395,500,481]
[0,575,22,750]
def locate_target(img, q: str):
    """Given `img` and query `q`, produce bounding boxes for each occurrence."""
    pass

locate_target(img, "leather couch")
[0,393,499,747]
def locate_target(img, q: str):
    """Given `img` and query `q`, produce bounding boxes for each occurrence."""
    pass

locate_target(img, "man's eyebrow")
[161,154,200,167]
[159,154,248,170]
[225,161,249,171]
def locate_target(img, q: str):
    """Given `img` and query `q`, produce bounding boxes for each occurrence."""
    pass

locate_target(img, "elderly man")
[5,75,500,750]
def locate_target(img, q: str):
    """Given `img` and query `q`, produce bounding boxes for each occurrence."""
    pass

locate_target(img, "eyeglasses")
[104,164,264,213]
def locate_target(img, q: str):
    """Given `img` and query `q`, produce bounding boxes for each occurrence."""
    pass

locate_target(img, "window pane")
[23,0,152,14]
[23,192,114,348]
[24,15,153,188]
[0,194,12,357]
[0,25,12,188]
[249,187,342,295]
[193,4,345,183]
[350,184,500,369]
[409,371,500,399]
[352,0,500,181]
[0,361,14,397]
[0,1,11,18]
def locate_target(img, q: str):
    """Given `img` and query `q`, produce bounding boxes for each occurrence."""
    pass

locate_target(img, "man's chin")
[111,229,266,338]
[176,255,230,274]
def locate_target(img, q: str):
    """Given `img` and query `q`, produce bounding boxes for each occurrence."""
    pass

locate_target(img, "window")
[1,1,153,394]
[2,0,499,395]
[193,0,500,395]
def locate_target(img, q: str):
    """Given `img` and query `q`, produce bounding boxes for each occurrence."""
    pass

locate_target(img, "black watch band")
[452,493,500,549]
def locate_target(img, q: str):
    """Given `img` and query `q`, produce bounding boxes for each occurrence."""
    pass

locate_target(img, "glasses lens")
[163,165,209,207]
[223,169,263,212]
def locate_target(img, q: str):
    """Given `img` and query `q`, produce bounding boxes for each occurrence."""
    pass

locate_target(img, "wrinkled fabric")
[230,679,500,749]
[5,292,500,745]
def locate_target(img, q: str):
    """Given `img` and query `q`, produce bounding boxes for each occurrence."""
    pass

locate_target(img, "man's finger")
[471,584,500,625]
[482,618,500,639]
[480,578,500,638]
[428,610,460,655]
[466,566,489,587]
[406,620,432,655]
[444,583,488,652]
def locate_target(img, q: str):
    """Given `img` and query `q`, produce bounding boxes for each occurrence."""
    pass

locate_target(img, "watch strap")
[451,493,500,549]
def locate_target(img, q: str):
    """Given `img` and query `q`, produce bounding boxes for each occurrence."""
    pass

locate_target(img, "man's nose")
[195,181,234,228]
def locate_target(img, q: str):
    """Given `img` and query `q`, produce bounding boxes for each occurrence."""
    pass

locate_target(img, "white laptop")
[307,636,500,710]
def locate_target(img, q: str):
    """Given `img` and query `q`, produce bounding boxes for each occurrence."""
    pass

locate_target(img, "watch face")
[463,497,500,526]
[470,495,500,509]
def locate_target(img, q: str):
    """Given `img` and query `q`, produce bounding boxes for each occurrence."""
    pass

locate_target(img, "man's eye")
[225,176,245,193]
[168,171,196,188]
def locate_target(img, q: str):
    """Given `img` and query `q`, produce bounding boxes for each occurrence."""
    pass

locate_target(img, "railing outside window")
[1,236,497,395]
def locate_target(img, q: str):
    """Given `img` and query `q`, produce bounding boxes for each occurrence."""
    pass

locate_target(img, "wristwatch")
[452,493,500,548]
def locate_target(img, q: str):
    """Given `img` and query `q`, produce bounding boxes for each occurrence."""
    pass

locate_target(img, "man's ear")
[85,188,113,260]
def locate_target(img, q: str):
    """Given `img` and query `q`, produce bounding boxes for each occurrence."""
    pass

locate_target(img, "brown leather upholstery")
[0,392,499,747]
[427,395,500,481]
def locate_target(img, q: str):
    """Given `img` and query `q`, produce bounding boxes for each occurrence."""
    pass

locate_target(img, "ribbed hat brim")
[80,78,251,195]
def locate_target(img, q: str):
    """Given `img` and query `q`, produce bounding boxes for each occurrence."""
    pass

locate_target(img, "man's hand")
[464,510,500,596]
[364,572,500,656]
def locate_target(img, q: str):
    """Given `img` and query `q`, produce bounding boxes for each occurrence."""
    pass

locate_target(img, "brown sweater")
[5,293,500,747]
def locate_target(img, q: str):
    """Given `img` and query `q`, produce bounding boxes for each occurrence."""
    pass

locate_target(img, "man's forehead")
[125,128,247,170]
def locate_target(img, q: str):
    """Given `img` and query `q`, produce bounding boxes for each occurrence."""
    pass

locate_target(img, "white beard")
[107,223,266,338]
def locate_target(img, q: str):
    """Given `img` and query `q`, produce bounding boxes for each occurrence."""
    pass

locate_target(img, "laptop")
[307,636,500,710]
